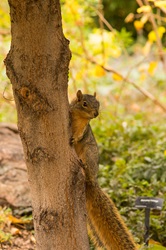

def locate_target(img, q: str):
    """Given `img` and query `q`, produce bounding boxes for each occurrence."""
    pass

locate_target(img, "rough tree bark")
[5,0,89,249]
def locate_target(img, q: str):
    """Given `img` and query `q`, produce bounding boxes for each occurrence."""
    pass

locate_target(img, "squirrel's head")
[74,90,100,119]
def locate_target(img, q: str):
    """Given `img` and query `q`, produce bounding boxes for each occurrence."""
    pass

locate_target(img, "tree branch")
[73,51,166,113]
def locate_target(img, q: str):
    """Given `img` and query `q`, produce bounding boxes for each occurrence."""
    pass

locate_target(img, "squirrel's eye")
[83,101,87,107]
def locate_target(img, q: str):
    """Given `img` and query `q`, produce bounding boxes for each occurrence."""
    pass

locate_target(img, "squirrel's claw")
[70,136,75,145]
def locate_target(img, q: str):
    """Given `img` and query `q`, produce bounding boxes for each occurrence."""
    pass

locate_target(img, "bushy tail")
[86,181,137,250]
[87,217,105,249]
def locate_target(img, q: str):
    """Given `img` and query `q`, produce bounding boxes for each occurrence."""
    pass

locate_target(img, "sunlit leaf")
[148,30,156,42]
[158,26,166,36]
[148,26,165,42]
[94,65,106,77]
[88,29,122,58]
[134,20,144,31]
[149,239,162,246]
[154,1,166,9]
[112,73,123,81]
[148,61,158,76]
[148,244,166,250]
[8,215,31,224]
[137,5,151,13]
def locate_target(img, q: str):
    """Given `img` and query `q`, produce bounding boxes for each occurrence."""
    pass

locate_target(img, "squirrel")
[69,90,137,250]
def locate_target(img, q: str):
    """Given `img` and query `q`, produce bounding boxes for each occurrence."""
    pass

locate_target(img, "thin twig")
[159,7,166,15]
[95,6,129,56]
[95,9,114,32]
[73,51,166,113]
[0,29,10,35]
[153,14,166,23]
[143,0,166,71]
[136,0,144,7]
[116,56,148,112]
[3,85,14,101]
[100,63,166,113]
[98,0,106,64]
[125,56,147,80]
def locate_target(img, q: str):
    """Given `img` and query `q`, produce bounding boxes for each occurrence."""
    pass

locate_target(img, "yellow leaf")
[155,1,166,8]
[134,20,144,31]
[148,30,156,42]
[125,13,134,23]
[137,5,151,13]
[158,26,166,36]
[8,215,24,224]
[164,150,166,156]
[112,73,123,81]
[148,26,165,42]
[8,215,30,224]
[95,65,106,77]
[149,239,162,245]
[148,61,158,75]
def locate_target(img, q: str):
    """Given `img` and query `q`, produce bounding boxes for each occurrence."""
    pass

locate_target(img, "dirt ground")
[1,229,35,250]
[0,124,35,250]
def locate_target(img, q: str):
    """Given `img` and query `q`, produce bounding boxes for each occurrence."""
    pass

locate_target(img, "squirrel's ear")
[94,92,96,97]
[77,90,83,101]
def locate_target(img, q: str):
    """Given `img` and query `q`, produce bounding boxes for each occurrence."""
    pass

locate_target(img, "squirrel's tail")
[86,181,137,250]
[87,217,105,249]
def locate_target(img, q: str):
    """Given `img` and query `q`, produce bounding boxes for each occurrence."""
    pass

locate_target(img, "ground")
[0,124,35,250]
[1,229,35,250]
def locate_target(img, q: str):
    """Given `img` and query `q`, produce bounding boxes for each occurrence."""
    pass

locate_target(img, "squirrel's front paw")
[70,136,75,145]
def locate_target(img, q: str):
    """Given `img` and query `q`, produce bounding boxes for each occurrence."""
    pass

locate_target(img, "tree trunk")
[5,0,89,249]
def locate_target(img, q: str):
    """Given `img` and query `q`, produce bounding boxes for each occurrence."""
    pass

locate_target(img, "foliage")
[91,113,166,246]
[0,206,33,247]
[126,0,166,54]
[61,0,166,119]
[0,207,12,243]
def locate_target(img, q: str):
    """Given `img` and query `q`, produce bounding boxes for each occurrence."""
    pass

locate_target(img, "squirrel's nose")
[94,111,99,117]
